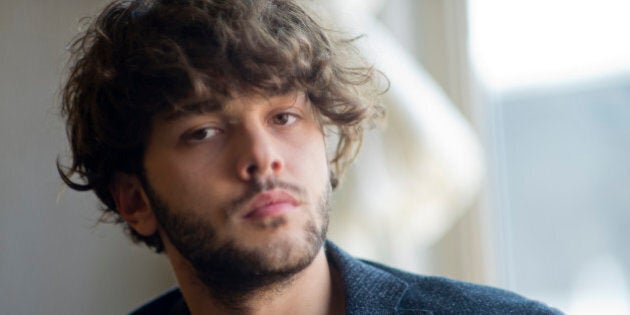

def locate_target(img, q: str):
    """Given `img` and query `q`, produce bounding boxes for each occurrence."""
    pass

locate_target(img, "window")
[469,1,630,313]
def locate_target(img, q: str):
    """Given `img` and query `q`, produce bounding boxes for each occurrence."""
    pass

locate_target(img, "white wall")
[0,1,175,314]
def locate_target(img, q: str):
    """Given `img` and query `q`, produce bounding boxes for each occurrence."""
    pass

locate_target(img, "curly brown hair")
[58,0,385,252]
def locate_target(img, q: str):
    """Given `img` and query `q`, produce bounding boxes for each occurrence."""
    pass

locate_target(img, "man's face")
[141,92,331,296]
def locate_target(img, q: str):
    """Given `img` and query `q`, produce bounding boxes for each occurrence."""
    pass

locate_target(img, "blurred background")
[1,0,629,314]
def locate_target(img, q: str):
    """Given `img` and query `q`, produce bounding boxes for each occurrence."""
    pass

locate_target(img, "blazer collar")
[325,241,411,314]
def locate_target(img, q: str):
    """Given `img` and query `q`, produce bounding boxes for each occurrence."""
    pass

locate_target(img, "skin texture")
[112,92,344,314]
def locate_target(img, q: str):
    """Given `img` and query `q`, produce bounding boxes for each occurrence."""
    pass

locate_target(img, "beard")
[141,176,331,308]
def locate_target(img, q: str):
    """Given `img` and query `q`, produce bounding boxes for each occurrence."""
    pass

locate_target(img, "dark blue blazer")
[132,241,563,314]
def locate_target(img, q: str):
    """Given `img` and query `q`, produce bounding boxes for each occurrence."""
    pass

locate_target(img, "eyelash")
[182,112,300,143]
[271,112,299,126]
[183,127,222,142]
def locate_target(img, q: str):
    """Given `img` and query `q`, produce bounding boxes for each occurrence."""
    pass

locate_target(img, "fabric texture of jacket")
[131,241,562,314]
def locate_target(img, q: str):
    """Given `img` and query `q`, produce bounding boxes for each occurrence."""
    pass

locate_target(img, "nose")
[235,124,284,181]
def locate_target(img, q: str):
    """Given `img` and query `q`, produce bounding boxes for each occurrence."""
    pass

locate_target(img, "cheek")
[144,149,230,206]
[288,134,328,181]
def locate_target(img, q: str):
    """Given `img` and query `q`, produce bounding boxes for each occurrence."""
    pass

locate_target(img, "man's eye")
[272,113,298,125]
[184,127,222,142]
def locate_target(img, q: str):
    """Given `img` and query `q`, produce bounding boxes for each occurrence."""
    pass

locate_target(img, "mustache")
[225,178,305,216]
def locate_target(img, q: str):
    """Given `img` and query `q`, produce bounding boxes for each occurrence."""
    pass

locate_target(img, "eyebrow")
[161,92,305,122]
[162,101,224,122]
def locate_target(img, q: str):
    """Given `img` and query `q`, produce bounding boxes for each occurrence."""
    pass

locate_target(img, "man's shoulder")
[326,241,563,314]
[368,259,560,314]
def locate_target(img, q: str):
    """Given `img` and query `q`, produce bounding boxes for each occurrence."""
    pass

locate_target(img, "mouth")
[242,189,300,220]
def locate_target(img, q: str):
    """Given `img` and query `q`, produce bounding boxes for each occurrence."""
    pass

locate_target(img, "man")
[58,0,561,314]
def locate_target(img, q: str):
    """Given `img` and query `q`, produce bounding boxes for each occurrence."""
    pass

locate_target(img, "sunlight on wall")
[469,0,630,89]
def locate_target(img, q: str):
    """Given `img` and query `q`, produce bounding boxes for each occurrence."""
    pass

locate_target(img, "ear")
[110,173,158,237]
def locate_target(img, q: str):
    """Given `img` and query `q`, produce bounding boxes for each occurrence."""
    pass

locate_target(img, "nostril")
[246,164,257,175]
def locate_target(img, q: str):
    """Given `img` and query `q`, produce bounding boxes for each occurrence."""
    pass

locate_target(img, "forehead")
[159,91,307,122]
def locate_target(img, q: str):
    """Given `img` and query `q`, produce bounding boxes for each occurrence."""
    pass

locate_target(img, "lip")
[243,190,300,220]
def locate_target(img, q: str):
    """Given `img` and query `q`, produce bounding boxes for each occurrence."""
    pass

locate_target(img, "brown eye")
[272,113,298,125]
[184,127,222,142]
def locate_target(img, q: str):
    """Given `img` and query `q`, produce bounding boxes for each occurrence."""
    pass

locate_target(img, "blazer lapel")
[325,241,432,315]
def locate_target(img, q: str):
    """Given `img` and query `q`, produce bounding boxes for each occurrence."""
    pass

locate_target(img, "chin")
[234,221,324,270]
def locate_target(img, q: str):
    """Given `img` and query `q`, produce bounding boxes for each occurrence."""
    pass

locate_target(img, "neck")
[168,246,345,315]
